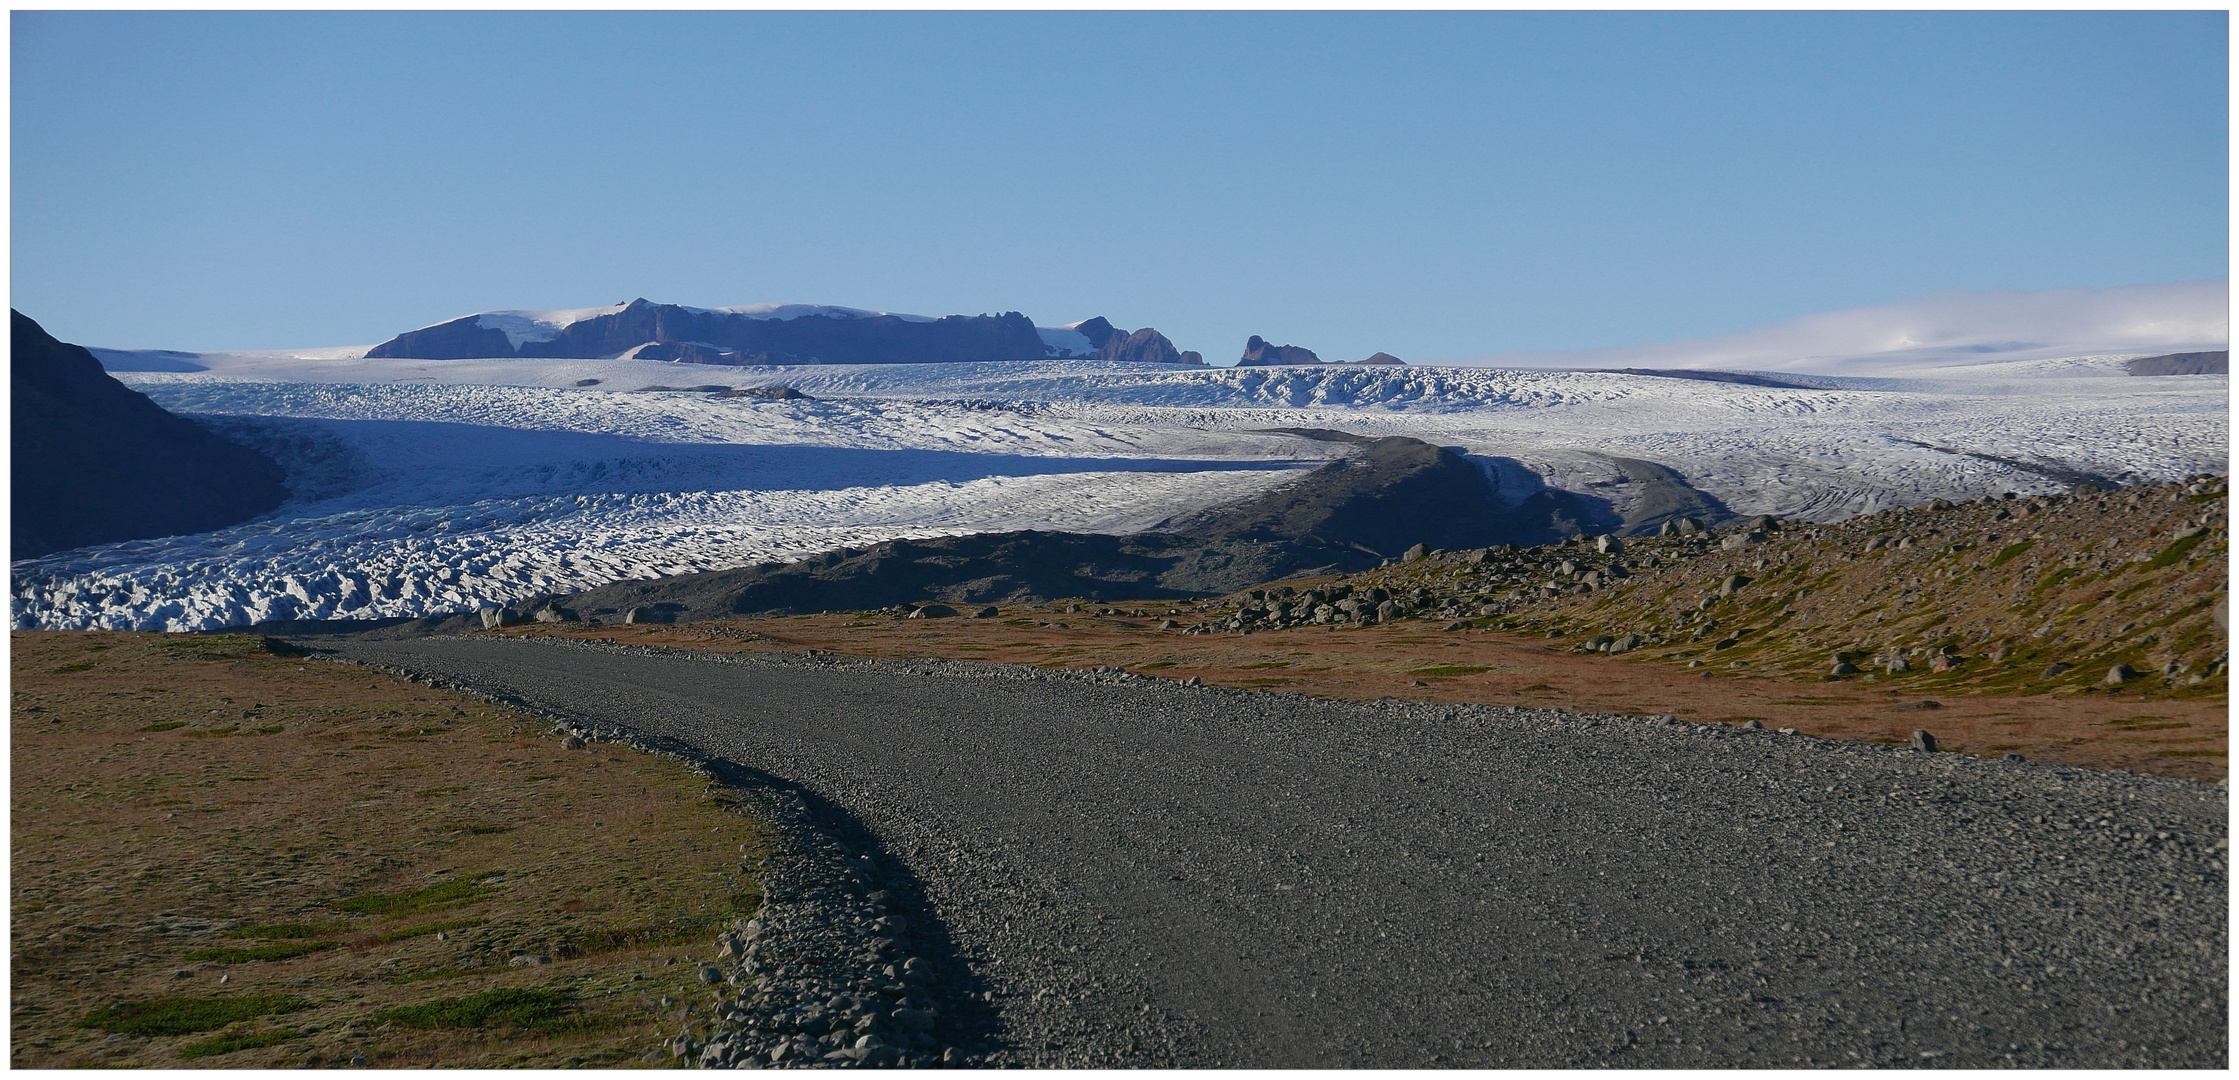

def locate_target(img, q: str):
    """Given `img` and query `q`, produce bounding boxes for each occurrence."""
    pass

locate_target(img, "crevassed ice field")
[13,350,2226,631]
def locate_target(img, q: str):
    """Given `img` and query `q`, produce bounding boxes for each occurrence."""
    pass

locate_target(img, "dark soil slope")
[12,311,287,559]
[522,436,1587,621]
[562,531,1375,622]
[2126,351,2228,376]
[1173,435,1531,552]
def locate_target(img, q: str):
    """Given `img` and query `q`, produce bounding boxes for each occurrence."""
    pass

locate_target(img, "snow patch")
[473,304,630,349]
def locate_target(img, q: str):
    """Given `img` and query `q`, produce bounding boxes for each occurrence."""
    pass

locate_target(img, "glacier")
[11,348,2225,632]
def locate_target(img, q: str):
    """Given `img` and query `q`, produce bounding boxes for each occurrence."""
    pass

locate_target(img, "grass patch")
[374,988,574,1031]
[226,922,348,940]
[52,661,96,673]
[2157,749,2226,758]
[1988,540,2036,568]
[138,721,187,732]
[1408,664,1493,677]
[177,1029,299,1060]
[1133,661,1175,670]
[1236,661,1291,669]
[2137,531,2211,572]
[75,996,309,1037]
[336,873,502,917]
[380,918,487,944]
[183,941,340,964]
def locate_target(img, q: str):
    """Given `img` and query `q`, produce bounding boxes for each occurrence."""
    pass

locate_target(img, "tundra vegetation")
[11,631,770,1068]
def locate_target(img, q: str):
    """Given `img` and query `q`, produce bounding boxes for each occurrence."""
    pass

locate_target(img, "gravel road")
[329,636,2227,1068]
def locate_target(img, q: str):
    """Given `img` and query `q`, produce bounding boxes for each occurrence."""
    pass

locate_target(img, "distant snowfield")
[13,349,2227,631]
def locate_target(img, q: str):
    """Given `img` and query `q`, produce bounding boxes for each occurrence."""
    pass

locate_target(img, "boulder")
[971,605,1000,618]
[1402,542,1430,562]
[1594,534,1624,554]
[624,606,655,625]
[907,604,959,619]
[1721,530,1765,551]
[479,607,510,629]
[1911,730,1938,752]
[1718,574,1750,596]
[532,605,578,623]
[2102,663,2140,685]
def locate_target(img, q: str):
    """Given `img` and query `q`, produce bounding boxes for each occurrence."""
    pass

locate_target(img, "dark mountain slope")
[12,311,287,559]
[368,299,1049,365]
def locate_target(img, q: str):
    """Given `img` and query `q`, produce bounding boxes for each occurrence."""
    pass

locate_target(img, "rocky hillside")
[1187,475,2227,703]
[1068,317,1203,365]
[12,311,288,559]
[367,299,1050,365]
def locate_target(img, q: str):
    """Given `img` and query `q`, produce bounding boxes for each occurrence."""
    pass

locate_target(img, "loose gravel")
[325,635,2229,1068]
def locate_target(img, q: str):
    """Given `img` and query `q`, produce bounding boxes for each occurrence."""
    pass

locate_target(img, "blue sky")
[11,11,2228,358]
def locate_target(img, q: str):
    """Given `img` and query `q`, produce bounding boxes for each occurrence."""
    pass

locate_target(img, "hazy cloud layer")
[1457,280,2228,374]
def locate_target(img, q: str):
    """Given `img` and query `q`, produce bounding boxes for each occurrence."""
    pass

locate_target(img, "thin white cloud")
[1451,279,2229,374]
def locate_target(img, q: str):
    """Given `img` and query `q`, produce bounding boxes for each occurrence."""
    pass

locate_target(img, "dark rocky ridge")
[1236,335,1323,366]
[2126,351,2228,376]
[1236,337,1405,367]
[484,435,1604,623]
[368,299,1051,365]
[12,311,288,559]
[1070,317,1201,365]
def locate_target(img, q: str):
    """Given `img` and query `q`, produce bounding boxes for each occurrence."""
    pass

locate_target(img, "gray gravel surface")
[326,635,2228,1068]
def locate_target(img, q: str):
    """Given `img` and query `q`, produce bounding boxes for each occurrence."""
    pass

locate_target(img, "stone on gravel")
[1911,730,1938,752]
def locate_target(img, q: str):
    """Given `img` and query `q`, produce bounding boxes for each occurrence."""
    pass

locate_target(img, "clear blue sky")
[12,11,2228,358]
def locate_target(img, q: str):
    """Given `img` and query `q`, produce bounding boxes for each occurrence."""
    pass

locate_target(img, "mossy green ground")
[13,631,774,1068]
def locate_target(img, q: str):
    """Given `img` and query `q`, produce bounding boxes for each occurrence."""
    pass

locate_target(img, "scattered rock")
[1740,719,1764,730]
[2103,664,2141,685]
[510,954,552,966]
[1894,700,1941,711]
[907,604,959,619]
[2002,753,2027,763]
[1595,534,1624,554]
[2041,663,2072,679]
[1718,574,1750,596]
[972,606,1000,618]
[1830,662,1858,676]
[1402,543,1430,563]
[1911,730,1938,752]
[560,735,587,750]
[532,604,578,623]
[698,965,724,984]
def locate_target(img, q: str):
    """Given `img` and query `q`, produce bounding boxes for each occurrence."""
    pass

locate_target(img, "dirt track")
[328,634,2228,1068]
